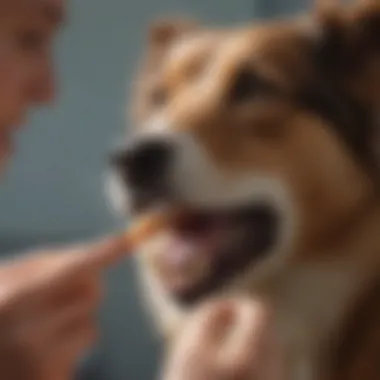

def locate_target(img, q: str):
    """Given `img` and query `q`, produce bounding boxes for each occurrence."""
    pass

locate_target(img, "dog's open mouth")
[149,203,279,306]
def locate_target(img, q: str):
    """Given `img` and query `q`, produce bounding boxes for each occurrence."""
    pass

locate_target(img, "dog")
[107,1,380,379]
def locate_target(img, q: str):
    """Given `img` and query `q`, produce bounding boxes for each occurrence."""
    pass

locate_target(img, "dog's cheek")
[136,240,187,338]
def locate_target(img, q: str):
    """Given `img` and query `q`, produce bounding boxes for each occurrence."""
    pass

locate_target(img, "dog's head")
[108,2,380,316]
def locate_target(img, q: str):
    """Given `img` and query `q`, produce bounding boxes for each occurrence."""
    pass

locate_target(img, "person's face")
[0,0,64,166]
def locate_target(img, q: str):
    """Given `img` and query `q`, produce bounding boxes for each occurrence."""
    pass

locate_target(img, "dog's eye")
[229,67,276,104]
[229,68,262,103]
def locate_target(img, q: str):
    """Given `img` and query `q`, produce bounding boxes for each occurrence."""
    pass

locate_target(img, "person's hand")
[0,235,127,380]
[161,298,283,380]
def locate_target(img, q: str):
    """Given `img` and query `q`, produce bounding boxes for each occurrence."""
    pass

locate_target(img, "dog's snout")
[111,138,173,189]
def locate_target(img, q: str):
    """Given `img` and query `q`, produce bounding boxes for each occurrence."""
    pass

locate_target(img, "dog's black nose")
[110,139,173,189]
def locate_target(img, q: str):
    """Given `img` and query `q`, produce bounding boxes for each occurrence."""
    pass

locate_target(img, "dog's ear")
[309,1,380,74]
[136,18,199,79]
[302,1,380,176]
[142,18,199,72]
[310,4,347,73]
[148,18,199,50]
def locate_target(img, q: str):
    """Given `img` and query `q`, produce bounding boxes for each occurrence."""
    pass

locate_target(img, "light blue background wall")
[0,0,306,379]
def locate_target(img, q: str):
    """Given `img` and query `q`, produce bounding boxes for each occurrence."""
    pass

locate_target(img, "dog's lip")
[157,211,232,292]
[152,204,278,303]
[163,212,233,270]
[170,210,233,240]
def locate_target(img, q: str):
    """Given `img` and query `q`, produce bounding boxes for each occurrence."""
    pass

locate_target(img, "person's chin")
[0,114,29,170]
[0,150,11,172]
[0,134,15,170]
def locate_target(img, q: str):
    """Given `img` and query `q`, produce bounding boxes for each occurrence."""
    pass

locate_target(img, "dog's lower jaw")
[130,178,380,380]
[136,238,373,380]
[135,241,186,340]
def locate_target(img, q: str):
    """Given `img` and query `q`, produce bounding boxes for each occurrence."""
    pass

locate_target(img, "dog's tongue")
[166,212,229,268]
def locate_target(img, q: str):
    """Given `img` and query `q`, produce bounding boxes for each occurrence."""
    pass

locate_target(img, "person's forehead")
[0,0,65,24]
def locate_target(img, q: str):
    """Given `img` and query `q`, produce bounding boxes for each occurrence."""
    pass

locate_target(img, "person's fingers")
[0,253,60,304]
[52,322,96,359]
[11,235,129,304]
[216,299,275,379]
[5,271,102,331]
[11,281,99,352]
[42,273,102,312]
[45,234,131,277]
[43,322,97,380]
[0,254,49,279]
[161,302,230,380]
[43,307,97,362]
[222,299,269,361]
[67,233,132,270]
[44,295,98,337]
[182,300,235,349]
[165,298,234,376]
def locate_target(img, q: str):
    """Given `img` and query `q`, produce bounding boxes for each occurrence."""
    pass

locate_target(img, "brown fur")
[128,1,380,379]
